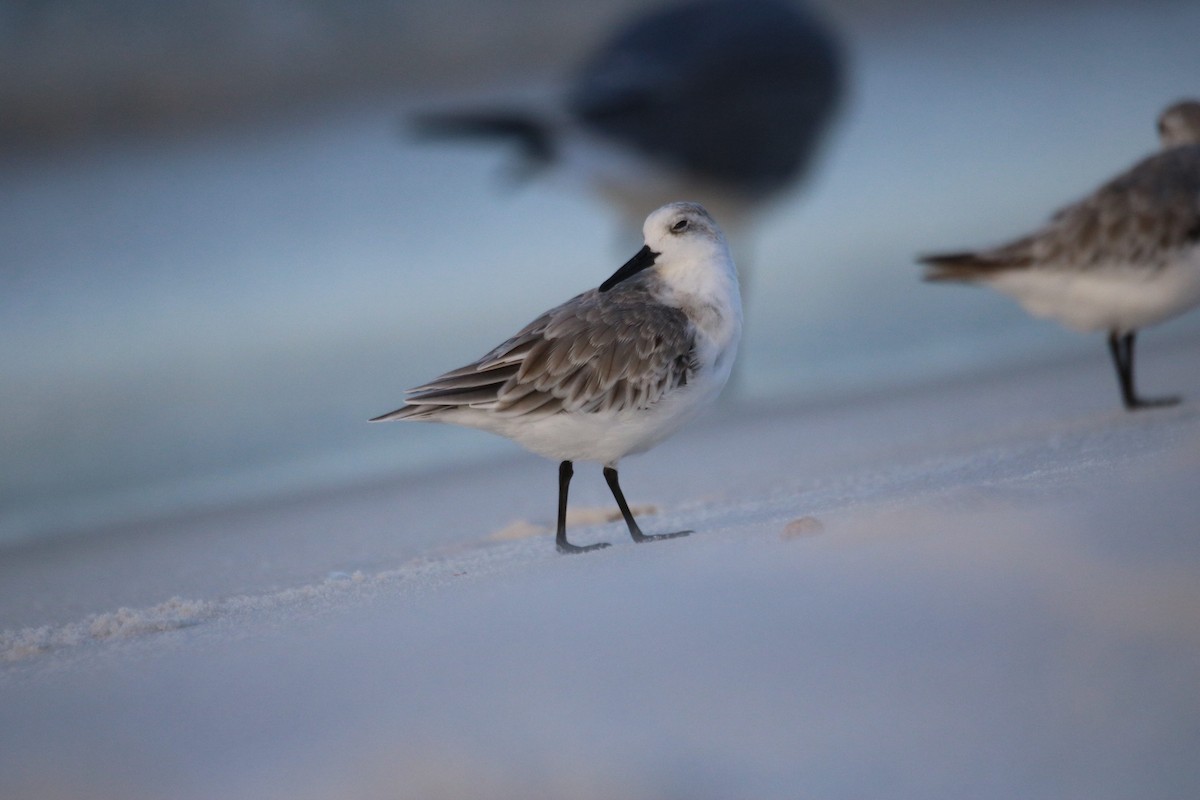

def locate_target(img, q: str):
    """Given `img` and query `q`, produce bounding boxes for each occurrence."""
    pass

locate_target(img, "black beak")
[599,245,659,292]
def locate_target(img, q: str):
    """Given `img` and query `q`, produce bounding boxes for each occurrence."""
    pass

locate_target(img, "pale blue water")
[3,0,1199,544]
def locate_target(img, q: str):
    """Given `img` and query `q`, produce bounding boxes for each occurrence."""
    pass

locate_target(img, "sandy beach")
[3,330,1199,799]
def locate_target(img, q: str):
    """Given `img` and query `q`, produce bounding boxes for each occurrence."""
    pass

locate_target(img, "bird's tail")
[368,404,437,423]
[409,110,555,171]
[918,250,1027,282]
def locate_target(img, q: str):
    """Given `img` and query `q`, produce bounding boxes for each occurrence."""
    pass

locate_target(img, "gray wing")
[922,145,1200,280]
[373,282,697,421]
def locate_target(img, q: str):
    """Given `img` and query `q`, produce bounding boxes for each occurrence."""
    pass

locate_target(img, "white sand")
[3,331,1198,799]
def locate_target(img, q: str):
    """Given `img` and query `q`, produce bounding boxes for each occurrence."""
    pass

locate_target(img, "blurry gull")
[371,202,741,553]
[920,100,1200,411]
[411,0,842,231]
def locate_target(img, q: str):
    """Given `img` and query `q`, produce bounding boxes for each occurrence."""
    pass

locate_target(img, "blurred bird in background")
[409,0,843,236]
[921,100,1200,411]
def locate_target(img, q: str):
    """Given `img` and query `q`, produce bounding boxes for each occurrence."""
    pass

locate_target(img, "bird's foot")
[557,540,612,555]
[631,529,693,544]
[1127,395,1181,411]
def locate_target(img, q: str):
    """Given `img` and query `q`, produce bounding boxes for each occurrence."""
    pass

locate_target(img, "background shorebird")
[920,100,1200,411]
[408,0,843,235]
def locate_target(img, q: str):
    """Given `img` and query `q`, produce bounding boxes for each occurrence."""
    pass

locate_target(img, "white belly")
[448,377,718,466]
[440,334,736,466]
[986,247,1200,333]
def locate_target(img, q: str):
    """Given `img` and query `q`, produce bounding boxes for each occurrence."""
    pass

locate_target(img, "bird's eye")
[671,219,689,233]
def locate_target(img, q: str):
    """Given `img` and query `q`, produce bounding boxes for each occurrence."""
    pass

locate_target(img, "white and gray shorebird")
[371,202,742,553]
[920,100,1200,411]
[410,0,842,231]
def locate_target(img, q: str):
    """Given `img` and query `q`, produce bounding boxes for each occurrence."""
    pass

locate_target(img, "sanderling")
[409,0,842,231]
[920,100,1200,411]
[371,202,742,553]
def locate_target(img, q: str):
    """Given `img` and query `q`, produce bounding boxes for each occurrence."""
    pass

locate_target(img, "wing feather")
[383,279,698,421]
[922,145,1200,280]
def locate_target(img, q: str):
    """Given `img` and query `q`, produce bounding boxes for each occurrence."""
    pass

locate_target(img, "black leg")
[1108,331,1136,409]
[603,466,691,544]
[556,460,609,554]
[1108,331,1179,411]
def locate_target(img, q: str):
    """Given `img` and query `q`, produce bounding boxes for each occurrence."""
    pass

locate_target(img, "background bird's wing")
[921,145,1200,281]
[568,0,842,192]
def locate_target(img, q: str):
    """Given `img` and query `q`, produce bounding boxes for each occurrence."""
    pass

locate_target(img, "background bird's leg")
[1108,330,1136,409]
[1109,331,1180,411]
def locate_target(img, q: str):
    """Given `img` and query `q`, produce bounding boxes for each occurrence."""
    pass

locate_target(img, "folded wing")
[372,284,697,422]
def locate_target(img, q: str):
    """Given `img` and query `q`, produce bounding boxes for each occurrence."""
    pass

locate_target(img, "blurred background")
[2,0,1199,546]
